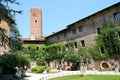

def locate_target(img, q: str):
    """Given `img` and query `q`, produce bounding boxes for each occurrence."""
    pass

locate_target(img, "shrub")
[0,52,30,74]
[31,66,50,73]
[32,66,44,73]
[46,66,50,73]
[0,52,30,68]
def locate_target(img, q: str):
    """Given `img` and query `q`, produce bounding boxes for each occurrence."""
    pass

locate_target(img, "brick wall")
[0,18,11,55]
[30,8,42,39]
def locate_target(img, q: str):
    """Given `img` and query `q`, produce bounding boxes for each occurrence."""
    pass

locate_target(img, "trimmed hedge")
[31,66,50,73]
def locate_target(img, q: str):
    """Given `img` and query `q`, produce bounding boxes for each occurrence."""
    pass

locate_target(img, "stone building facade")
[46,2,120,48]
[46,2,120,69]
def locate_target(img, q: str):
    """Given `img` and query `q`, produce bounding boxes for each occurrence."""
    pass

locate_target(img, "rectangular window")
[74,42,78,49]
[97,28,100,34]
[79,26,83,32]
[72,29,76,35]
[114,12,120,21]
[81,40,85,47]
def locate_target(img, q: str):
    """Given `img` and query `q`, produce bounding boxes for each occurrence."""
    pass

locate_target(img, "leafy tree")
[0,27,9,48]
[9,24,23,51]
[78,47,92,64]
[0,51,30,74]
[0,0,22,16]
[63,50,81,70]
[63,46,92,70]
[0,52,30,68]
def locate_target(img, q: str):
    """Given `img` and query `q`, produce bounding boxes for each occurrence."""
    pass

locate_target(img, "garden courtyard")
[0,1,120,80]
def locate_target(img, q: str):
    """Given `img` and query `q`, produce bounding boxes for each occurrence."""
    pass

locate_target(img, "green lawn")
[49,75,120,80]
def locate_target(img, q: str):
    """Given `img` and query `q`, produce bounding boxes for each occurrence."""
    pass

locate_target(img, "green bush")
[0,52,30,74]
[0,52,30,68]
[31,66,50,73]
[32,66,44,73]
[46,66,50,73]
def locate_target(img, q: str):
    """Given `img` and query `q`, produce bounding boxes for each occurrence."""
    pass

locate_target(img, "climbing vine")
[43,40,76,63]
[44,43,66,61]
[96,23,120,56]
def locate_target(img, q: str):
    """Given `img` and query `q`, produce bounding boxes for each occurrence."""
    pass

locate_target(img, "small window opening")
[35,20,37,23]
[79,26,83,32]
[97,28,101,34]
[74,42,78,49]
[100,47,104,53]
[72,29,76,34]
[81,40,85,47]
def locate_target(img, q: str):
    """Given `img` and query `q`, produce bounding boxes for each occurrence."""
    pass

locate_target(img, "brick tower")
[30,8,42,40]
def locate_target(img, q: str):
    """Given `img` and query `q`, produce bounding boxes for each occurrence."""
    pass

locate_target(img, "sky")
[12,0,120,38]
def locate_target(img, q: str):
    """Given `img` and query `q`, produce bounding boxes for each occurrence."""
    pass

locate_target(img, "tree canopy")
[0,51,30,68]
[9,24,23,51]
[0,27,8,48]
